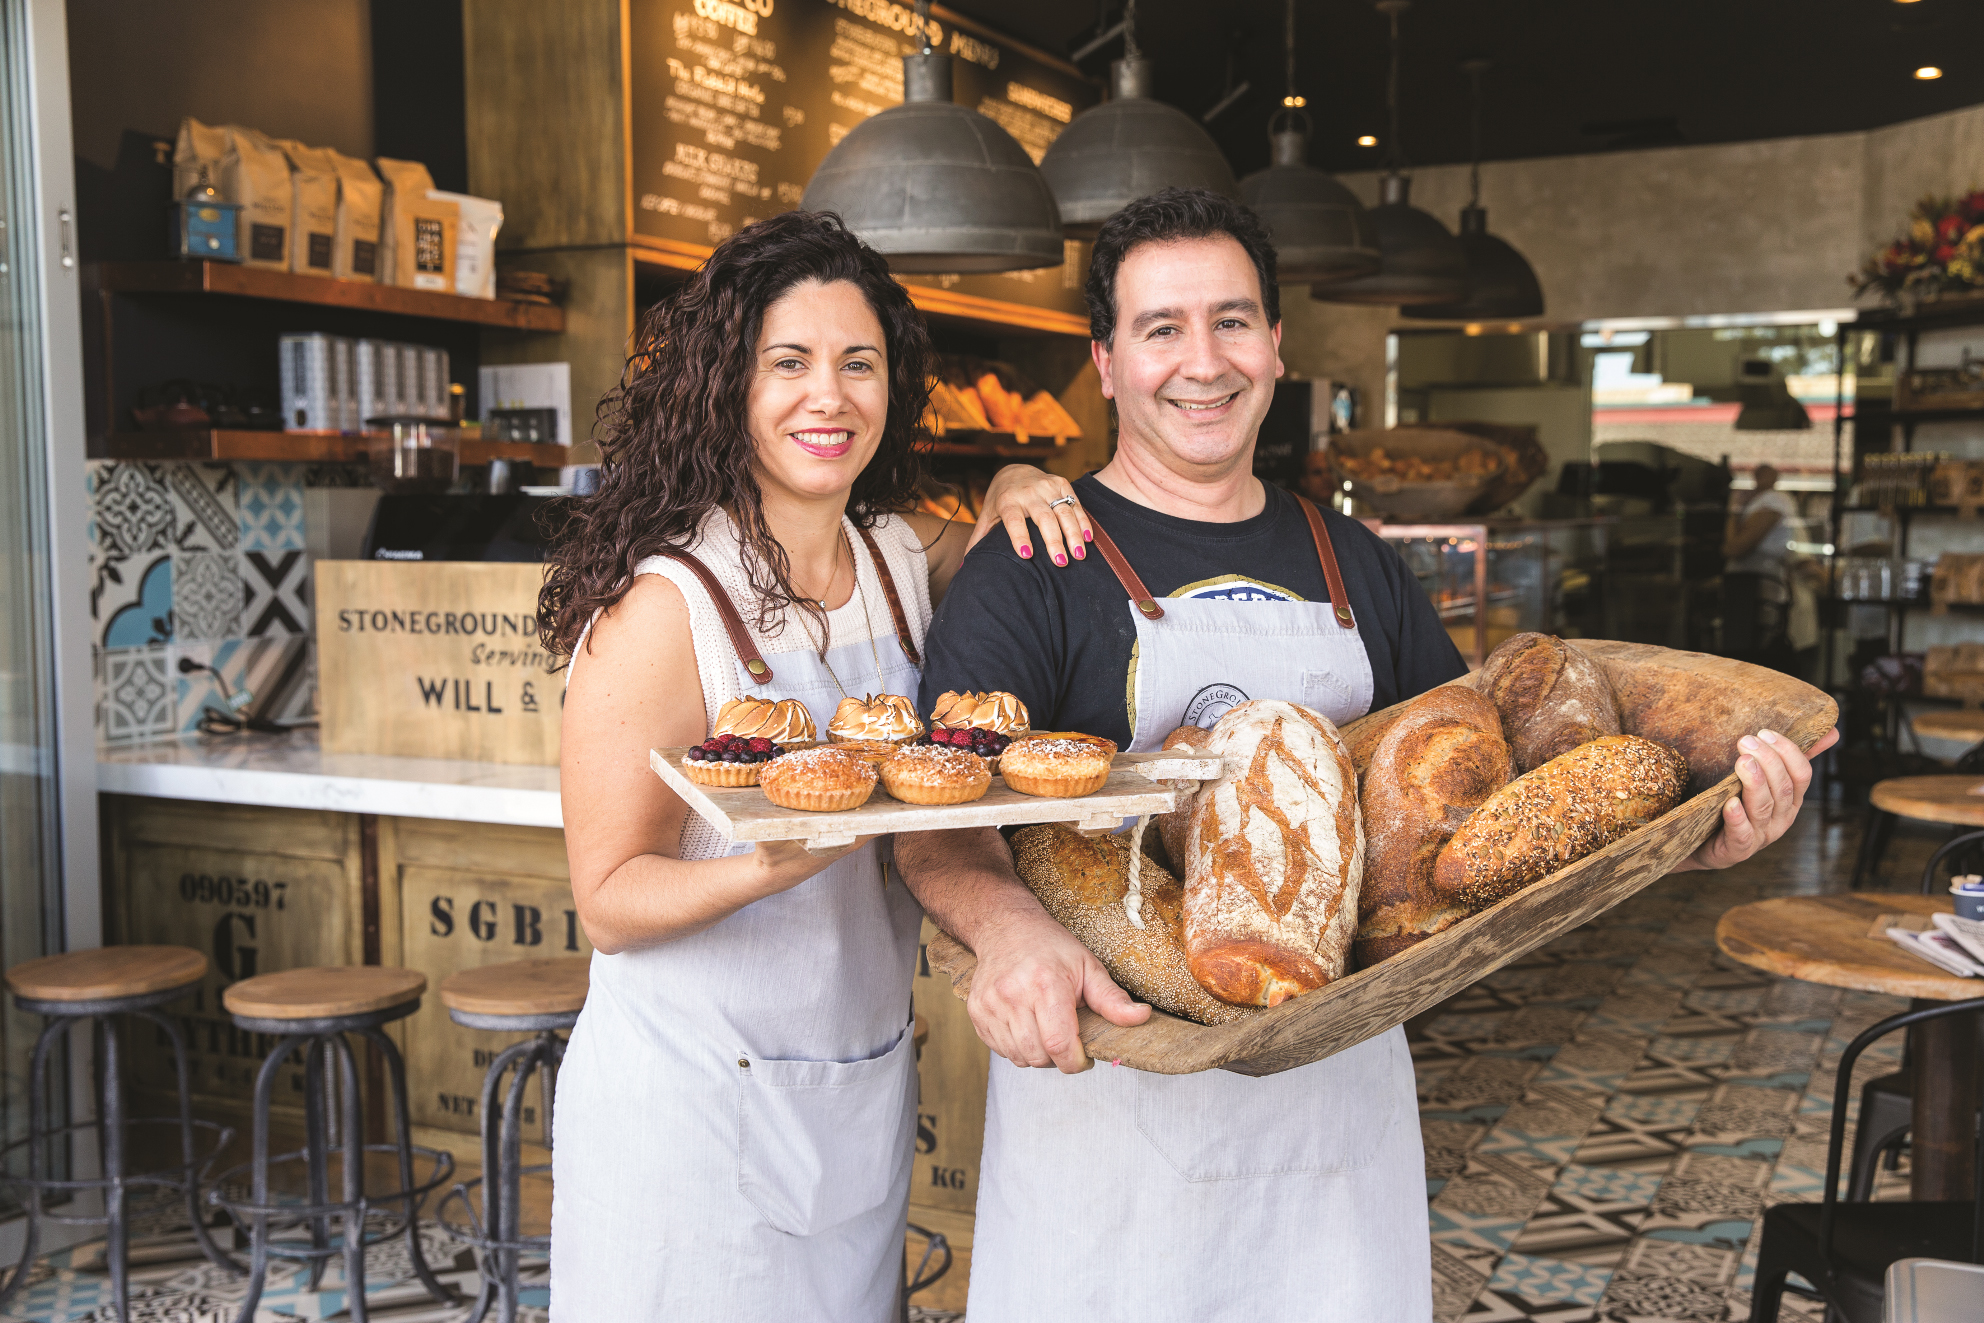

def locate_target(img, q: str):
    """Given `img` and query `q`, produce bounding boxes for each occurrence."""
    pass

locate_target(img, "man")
[894,189,1831,1320]
[1724,463,1800,668]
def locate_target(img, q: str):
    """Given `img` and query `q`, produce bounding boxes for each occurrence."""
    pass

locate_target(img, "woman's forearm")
[577,850,779,954]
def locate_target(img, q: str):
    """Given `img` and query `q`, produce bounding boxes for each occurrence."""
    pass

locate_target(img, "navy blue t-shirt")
[917,475,1468,745]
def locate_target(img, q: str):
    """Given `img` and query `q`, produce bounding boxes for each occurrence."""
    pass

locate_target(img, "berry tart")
[927,690,1028,772]
[713,695,816,747]
[827,693,924,746]
[681,733,787,787]
[879,744,992,805]
[758,746,878,813]
[999,732,1118,798]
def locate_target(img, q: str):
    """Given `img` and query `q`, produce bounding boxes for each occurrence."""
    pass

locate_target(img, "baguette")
[1182,701,1361,1007]
[1432,734,1689,911]
[1354,687,1513,966]
[1478,632,1623,772]
[1011,823,1251,1026]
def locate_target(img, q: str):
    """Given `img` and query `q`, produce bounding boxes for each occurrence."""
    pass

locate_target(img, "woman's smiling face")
[747,278,890,503]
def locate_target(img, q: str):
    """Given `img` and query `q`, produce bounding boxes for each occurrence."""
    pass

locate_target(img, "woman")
[542,210,1086,1318]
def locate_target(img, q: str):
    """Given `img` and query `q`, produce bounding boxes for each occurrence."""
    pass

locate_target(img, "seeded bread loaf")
[1478,632,1624,772]
[1010,823,1251,1026]
[1354,687,1514,966]
[1182,701,1362,1007]
[1432,734,1689,910]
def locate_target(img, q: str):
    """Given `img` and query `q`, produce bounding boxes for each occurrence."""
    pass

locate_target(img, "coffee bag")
[328,151,382,282]
[219,126,292,269]
[426,190,504,298]
[375,157,435,287]
[275,141,339,277]
[172,117,229,200]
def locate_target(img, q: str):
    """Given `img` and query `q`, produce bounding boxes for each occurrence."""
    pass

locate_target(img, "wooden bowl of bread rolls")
[925,639,1837,1077]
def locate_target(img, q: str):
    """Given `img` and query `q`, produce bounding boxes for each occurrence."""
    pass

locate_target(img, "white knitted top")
[574,507,932,861]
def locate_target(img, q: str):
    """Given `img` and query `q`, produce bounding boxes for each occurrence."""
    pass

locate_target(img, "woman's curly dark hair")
[539,211,931,657]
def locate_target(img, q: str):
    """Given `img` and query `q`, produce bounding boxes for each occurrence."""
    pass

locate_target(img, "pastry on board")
[999,732,1116,798]
[681,733,789,787]
[758,746,878,813]
[879,744,992,805]
[927,689,1029,768]
[828,693,925,745]
[713,695,816,747]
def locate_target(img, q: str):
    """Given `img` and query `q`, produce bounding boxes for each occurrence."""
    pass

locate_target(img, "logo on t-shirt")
[1184,682,1249,728]
[1170,573,1305,603]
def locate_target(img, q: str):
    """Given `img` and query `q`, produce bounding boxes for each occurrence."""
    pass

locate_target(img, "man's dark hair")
[1084,187,1280,346]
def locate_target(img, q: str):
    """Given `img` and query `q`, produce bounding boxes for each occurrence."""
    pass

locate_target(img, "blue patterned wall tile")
[100,555,172,648]
[101,647,172,743]
[165,462,237,551]
[170,636,315,733]
[237,462,307,552]
[243,549,312,636]
[91,462,175,558]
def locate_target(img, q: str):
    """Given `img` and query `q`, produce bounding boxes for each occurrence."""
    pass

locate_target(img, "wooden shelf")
[93,430,571,466]
[90,262,565,332]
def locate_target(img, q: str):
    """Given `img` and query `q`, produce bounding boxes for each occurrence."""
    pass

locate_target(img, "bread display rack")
[925,642,1839,1077]
[649,749,1225,854]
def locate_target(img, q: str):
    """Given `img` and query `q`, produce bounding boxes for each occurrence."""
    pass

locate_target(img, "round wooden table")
[1869,775,1984,828]
[1717,892,1983,1200]
[1911,709,1984,748]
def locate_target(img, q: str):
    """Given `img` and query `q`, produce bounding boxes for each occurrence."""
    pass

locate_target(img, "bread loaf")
[1182,701,1362,1007]
[1478,632,1623,772]
[1153,724,1214,869]
[1010,824,1251,1026]
[1433,734,1689,910]
[1354,687,1513,966]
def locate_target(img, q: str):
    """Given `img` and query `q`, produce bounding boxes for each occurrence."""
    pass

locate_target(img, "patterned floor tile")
[1489,1252,1615,1306]
[1598,1268,1730,1320]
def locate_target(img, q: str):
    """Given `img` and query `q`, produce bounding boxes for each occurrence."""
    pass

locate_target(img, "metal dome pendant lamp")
[1037,0,1237,239]
[1403,61,1544,320]
[1313,0,1470,307]
[801,0,1063,273]
[1238,0,1380,285]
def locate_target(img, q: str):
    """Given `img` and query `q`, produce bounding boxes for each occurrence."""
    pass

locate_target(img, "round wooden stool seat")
[1913,709,1984,745]
[222,966,426,1022]
[6,946,206,1005]
[439,958,589,1020]
[1869,775,1984,827]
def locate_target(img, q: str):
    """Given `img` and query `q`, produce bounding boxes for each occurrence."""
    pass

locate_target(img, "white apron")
[550,529,925,1321]
[966,495,1432,1323]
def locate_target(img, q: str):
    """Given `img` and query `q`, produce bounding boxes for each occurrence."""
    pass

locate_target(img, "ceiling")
[943,0,1984,178]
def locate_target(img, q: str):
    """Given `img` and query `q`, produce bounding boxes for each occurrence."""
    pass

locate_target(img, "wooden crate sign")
[315,560,560,765]
[390,829,591,1142]
[104,799,356,1118]
[911,916,989,1216]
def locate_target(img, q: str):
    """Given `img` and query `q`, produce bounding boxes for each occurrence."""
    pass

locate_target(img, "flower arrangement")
[1853,190,1984,303]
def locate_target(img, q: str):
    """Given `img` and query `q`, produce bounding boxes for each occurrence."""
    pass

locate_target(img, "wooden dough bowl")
[927,641,1838,1076]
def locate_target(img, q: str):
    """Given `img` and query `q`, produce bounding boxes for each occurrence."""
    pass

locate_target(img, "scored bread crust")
[1432,734,1689,910]
[1011,824,1252,1026]
[1353,686,1513,967]
[1479,632,1623,772]
[1182,701,1362,1007]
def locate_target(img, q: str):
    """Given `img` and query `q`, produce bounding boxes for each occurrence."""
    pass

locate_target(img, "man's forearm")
[895,826,1047,949]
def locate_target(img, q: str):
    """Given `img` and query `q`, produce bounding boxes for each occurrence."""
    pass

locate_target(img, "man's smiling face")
[1093,234,1284,477]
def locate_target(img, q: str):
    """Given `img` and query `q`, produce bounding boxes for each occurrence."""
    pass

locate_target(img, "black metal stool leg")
[232,1033,306,1323]
[303,1038,333,1291]
[0,1017,70,1314]
[326,1034,369,1323]
[496,1043,541,1323]
[360,1026,455,1305]
[135,1008,238,1274]
[102,1015,129,1322]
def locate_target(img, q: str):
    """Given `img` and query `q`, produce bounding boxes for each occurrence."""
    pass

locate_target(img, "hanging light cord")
[1124,0,1140,60]
[1285,0,1297,103]
[916,0,932,55]
[1382,2,1407,174]
[1466,60,1488,208]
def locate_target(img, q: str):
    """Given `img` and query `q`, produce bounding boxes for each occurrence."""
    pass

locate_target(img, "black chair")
[1748,997,1984,1323]
[1848,830,1984,1198]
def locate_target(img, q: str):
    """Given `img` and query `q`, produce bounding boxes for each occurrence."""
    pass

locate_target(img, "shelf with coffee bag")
[91,426,571,466]
[923,643,1838,1076]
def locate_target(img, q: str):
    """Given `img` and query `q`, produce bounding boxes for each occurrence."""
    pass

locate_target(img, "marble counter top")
[97,730,564,828]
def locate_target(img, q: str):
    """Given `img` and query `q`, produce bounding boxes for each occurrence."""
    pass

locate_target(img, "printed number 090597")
[178,872,287,910]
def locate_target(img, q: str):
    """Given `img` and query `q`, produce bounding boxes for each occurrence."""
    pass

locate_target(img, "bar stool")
[208,966,457,1323]
[434,957,588,1323]
[0,946,233,1322]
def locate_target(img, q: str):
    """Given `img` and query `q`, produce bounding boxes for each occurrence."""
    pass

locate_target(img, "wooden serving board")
[926,641,1840,1076]
[649,748,1226,853]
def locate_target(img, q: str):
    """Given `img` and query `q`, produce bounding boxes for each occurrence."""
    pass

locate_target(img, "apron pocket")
[1131,1031,1404,1181]
[1300,669,1362,726]
[737,1023,916,1236]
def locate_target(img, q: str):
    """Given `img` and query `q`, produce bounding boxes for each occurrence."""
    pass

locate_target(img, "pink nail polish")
[1019,545,1031,558]
[1074,547,1085,560]
[1054,553,1067,566]
[1084,529,1093,542]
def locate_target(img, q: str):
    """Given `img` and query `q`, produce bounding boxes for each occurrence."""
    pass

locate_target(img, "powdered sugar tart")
[758,746,878,813]
[714,696,816,747]
[999,732,1118,798]
[880,744,992,805]
[828,693,924,745]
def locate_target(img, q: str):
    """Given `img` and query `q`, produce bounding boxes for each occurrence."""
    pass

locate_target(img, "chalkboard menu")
[629,0,1099,321]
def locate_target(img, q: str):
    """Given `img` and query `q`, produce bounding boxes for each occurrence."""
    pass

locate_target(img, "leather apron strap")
[654,548,775,685]
[1087,494,1356,628]
[853,523,922,666]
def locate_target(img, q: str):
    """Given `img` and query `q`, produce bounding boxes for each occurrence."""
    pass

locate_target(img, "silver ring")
[1047,495,1077,511]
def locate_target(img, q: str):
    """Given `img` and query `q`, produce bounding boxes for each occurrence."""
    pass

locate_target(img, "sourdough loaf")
[1182,701,1362,1007]
[1432,734,1689,911]
[1478,632,1623,772]
[1354,687,1514,966]
[1010,823,1251,1026]
[1153,724,1214,870]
